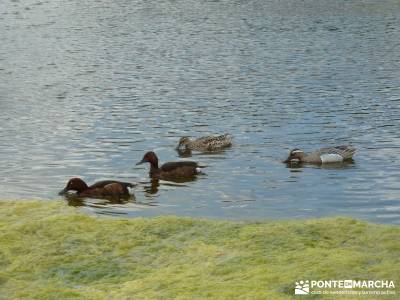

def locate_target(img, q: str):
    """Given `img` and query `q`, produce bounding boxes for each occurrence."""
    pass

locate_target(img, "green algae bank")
[0,201,399,299]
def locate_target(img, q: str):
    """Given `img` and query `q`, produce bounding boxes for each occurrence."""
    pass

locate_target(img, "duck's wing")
[89,180,118,189]
[197,134,231,142]
[196,134,232,149]
[102,183,128,197]
[89,180,135,189]
[317,146,356,160]
[160,161,198,172]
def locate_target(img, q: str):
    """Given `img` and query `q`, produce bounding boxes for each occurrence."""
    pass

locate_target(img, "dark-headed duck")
[136,151,204,180]
[284,146,356,165]
[59,178,135,199]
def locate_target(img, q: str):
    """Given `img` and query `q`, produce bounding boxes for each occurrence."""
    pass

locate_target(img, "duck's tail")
[196,166,207,174]
[121,182,136,188]
[338,146,356,160]
[224,133,232,140]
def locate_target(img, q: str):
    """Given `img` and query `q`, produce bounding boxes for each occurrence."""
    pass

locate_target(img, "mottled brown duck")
[177,134,232,151]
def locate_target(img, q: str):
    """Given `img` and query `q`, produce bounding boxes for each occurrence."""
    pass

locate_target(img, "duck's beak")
[136,159,145,165]
[58,187,68,195]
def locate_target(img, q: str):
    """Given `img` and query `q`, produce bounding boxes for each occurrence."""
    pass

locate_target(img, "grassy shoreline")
[0,200,399,299]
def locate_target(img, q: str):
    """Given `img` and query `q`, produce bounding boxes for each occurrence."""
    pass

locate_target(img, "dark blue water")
[1,0,400,223]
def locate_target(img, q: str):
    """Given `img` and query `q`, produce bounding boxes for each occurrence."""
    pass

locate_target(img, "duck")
[177,134,232,151]
[59,178,135,198]
[136,151,205,180]
[284,146,356,164]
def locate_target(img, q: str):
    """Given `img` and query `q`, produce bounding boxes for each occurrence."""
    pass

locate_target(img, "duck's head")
[283,149,305,164]
[136,151,159,166]
[177,137,191,149]
[59,178,88,195]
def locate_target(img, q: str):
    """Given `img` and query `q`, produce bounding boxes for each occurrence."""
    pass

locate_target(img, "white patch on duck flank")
[196,167,203,174]
[320,153,343,163]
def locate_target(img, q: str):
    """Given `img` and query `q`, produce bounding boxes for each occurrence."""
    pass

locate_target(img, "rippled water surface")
[1,0,400,223]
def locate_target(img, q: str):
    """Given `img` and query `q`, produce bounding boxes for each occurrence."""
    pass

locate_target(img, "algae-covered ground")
[0,201,399,299]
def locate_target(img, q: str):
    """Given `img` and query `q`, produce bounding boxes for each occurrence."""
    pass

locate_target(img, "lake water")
[1,0,400,224]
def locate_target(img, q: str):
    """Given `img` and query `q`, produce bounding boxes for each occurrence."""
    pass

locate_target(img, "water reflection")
[316,160,356,170]
[176,147,230,158]
[142,178,198,197]
[286,160,356,170]
[176,148,193,158]
[143,179,160,195]
[63,193,135,207]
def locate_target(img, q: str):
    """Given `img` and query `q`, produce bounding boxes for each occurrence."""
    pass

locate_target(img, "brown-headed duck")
[136,151,205,180]
[59,178,135,198]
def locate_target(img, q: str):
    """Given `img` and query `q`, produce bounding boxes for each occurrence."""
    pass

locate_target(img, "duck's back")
[191,134,232,151]
[306,146,356,163]
[317,146,356,160]
[89,180,134,195]
[156,161,200,178]
[161,161,198,172]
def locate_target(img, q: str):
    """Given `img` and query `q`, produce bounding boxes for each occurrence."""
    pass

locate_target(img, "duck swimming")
[284,146,356,164]
[136,151,204,180]
[59,178,135,199]
[177,134,232,151]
